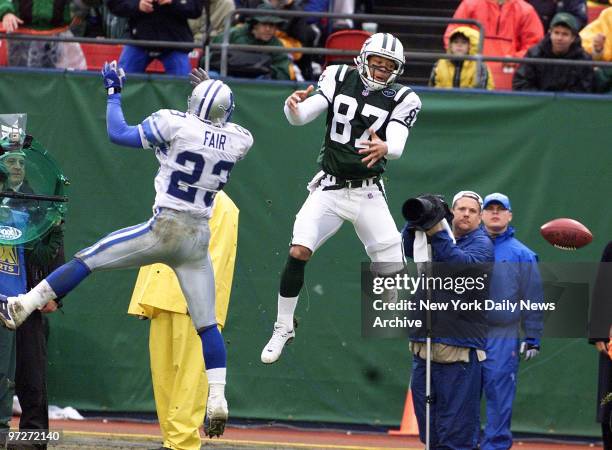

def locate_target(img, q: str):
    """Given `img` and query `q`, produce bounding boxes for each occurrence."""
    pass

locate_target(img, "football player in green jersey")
[261,32,422,364]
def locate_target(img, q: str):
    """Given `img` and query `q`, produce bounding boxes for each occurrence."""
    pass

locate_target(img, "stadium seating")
[587,2,608,23]
[81,44,203,73]
[0,36,202,73]
[324,29,371,67]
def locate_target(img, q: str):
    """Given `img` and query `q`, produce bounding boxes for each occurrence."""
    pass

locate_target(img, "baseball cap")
[550,12,579,34]
[483,192,512,211]
[251,3,285,24]
[452,190,483,208]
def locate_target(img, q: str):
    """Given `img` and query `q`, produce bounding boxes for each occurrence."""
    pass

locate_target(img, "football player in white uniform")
[261,33,422,364]
[0,62,253,438]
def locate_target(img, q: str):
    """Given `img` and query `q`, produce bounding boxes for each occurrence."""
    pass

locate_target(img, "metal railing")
[1,9,611,85]
[216,9,486,80]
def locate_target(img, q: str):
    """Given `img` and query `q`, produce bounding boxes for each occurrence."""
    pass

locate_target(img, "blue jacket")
[402,224,495,350]
[0,210,28,296]
[488,226,544,342]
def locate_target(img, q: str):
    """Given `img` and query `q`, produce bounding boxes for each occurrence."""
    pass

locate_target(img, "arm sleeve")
[283,94,328,126]
[387,91,421,159]
[106,94,143,148]
[385,121,409,160]
[431,231,493,264]
[580,19,603,57]
[515,12,544,57]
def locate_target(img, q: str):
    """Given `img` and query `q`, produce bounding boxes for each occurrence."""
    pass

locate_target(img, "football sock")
[199,324,227,371]
[17,280,57,315]
[46,258,91,298]
[279,255,307,297]
[277,294,298,329]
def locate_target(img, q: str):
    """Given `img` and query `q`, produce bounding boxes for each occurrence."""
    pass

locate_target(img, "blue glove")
[102,60,126,94]
[520,337,540,361]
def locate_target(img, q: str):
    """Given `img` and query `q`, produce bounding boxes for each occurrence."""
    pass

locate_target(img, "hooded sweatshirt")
[444,0,544,89]
[430,26,495,89]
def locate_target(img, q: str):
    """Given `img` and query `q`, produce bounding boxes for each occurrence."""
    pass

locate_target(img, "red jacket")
[443,0,544,89]
[444,0,544,58]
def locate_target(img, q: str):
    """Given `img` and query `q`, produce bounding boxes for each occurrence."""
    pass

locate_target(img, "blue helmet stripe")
[204,82,224,121]
[195,81,217,118]
[226,91,235,123]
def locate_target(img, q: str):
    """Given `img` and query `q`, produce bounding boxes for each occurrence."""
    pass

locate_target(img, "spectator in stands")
[189,0,235,43]
[580,6,612,92]
[429,27,494,89]
[444,0,544,90]
[234,0,320,80]
[209,4,293,80]
[332,0,354,31]
[513,12,595,92]
[106,0,203,75]
[527,0,587,30]
[268,0,320,80]
[0,0,86,69]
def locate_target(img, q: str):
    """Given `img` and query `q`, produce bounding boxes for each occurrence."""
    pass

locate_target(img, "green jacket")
[213,24,291,80]
[0,0,72,30]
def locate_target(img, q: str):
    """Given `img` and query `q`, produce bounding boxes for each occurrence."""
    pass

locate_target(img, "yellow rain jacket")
[128,191,239,450]
[429,26,495,90]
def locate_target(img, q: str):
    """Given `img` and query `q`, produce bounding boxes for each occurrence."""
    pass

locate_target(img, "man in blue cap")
[479,192,544,450]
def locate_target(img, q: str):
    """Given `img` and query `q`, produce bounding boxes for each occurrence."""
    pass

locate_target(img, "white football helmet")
[354,32,405,91]
[187,79,235,126]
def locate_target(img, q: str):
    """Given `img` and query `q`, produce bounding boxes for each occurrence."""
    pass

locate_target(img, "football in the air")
[540,218,593,250]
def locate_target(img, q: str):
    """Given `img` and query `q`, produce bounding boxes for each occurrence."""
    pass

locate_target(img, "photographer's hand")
[425,221,444,237]
[358,128,388,168]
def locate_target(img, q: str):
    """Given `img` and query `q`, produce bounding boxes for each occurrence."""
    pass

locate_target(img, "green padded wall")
[0,70,610,436]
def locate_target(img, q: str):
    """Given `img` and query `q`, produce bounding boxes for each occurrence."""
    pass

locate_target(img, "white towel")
[413,219,456,263]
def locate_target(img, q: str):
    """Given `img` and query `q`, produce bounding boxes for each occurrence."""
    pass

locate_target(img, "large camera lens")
[402,197,434,223]
[402,194,450,231]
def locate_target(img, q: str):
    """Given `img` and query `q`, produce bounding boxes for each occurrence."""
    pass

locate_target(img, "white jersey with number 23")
[138,109,253,218]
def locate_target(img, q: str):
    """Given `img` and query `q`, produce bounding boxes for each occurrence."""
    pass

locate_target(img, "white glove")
[520,341,540,361]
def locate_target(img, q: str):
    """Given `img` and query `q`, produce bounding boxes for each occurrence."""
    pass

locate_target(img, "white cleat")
[261,322,295,364]
[204,395,228,438]
[0,295,27,330]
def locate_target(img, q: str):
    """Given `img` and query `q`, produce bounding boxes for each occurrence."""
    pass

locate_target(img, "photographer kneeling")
[401,190,494,450]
